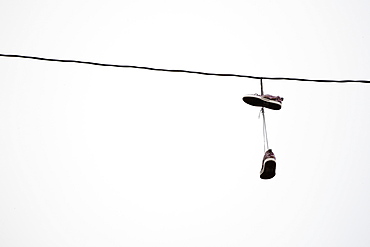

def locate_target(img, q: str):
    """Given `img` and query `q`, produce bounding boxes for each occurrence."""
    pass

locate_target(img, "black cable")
[1,53,369,83]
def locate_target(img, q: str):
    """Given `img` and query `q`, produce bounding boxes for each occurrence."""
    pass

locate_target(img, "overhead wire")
[1,53,370,83]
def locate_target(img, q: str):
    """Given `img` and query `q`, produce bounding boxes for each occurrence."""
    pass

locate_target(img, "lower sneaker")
[260,149,276,179]
[242,94,283,110]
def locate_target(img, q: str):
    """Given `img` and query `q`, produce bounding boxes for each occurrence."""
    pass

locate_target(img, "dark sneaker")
[260,149,276,179]
[242,94,283,110]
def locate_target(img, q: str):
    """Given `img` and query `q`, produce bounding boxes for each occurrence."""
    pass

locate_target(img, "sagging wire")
[1,53,370,83]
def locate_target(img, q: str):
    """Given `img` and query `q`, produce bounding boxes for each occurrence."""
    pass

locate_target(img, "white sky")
[1,0,370,246]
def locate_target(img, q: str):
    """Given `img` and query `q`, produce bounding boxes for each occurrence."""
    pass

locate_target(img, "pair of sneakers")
[242,93,283,179]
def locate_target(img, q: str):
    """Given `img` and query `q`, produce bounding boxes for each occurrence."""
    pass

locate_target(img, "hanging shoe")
[260,149,276,179]
[242,94,283,110]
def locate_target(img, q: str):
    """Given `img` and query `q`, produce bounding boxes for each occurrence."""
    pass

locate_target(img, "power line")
[1,53,369,83]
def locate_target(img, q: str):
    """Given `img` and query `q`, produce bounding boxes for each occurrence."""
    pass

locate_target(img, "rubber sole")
[260,159,276,179]
[242,95,281,110]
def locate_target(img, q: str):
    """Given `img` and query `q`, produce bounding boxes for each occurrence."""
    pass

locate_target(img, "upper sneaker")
[260,149,276,179]
[242,94,284,110]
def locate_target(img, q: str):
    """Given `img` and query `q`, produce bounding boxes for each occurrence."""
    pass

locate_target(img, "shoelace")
[259,79,269,152]
[258,107,269,152]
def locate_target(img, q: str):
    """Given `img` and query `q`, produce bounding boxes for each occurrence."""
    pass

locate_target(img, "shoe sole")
[242,95,281,110]
[260,158,276,179]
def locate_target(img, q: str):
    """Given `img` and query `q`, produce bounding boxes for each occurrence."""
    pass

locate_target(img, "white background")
[1,0,370,246]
